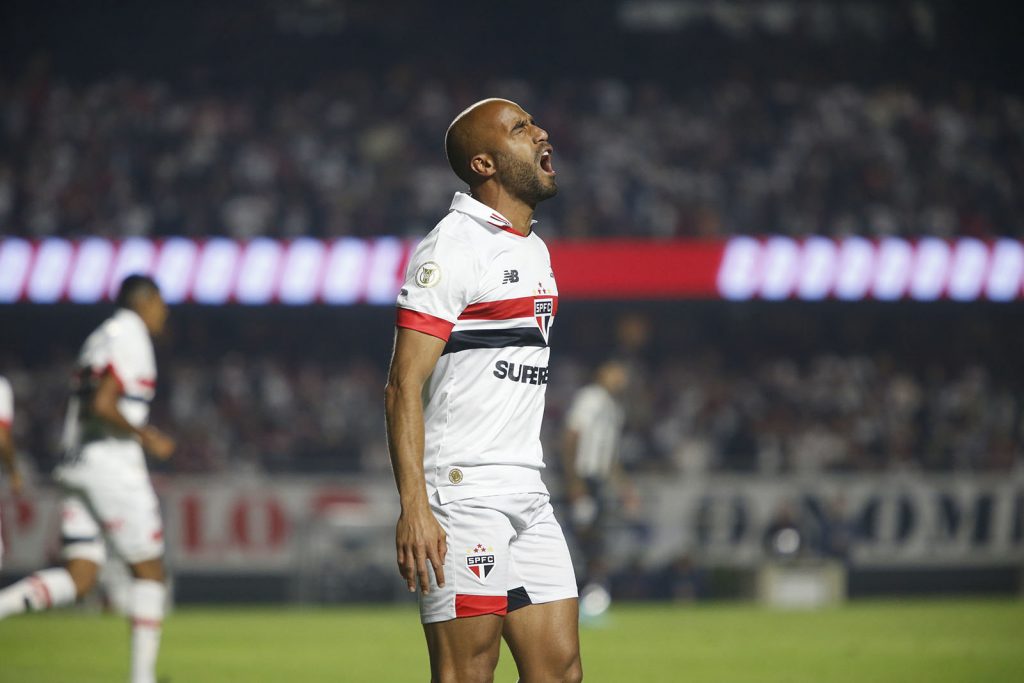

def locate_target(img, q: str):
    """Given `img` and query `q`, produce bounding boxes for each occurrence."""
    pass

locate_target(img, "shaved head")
[445,98,517,185]
[444,97,557,210]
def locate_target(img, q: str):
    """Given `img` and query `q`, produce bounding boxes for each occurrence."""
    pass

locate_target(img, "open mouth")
[539,148,556,176]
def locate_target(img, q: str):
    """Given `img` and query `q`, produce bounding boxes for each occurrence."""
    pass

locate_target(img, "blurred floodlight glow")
[909,238,951,301]
[27,238,73,303]
[948,238,989,301]
[759,237,800,300]
[279,239,326,305]
[873,238,913,301]
[717,236,761,300]
[322,238,368,304]
[795,237,837,300]
[155,238,198,304]
[236,238,283,305]
[834,237,874,300]
[192,238,240,304]
[985,239,1023,302]
[0,238,32,303]
[68,238,114,303]
[107,237,156,299]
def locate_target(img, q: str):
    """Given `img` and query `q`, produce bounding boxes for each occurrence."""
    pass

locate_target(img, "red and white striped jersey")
[396,192,559,503]
[62,308,157,451]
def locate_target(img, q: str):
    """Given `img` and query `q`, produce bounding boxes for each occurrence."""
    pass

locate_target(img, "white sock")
[129,579,166,683]
[0,567,77,618]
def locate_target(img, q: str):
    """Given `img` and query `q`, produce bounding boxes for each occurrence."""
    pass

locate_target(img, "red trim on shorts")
[29,575,52,609]
[151,528,164,542]
[0,419,10,430]
[132,617,163,630]
[455,594,508,618]
[396,308,455,341]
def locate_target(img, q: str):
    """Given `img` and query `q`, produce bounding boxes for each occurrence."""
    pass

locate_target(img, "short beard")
[494,151,558,206]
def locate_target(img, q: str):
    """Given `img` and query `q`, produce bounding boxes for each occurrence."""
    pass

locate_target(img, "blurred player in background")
[385,98,582,683]
[0,275,175,683]
[0,374,24,569]
[562,358,635,617]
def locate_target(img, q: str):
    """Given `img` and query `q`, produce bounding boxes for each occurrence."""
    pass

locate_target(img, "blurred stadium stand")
[1,0,1021,602]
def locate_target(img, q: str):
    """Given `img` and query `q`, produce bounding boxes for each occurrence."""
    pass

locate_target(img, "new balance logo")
[502,270,519,284]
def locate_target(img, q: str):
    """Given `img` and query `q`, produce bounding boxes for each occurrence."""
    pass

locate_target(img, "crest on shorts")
[466,544,495,580]
[415,261,442,288]
[534,297,554,344]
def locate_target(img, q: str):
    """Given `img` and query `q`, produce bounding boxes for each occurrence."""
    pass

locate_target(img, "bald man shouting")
[385,99,582,683]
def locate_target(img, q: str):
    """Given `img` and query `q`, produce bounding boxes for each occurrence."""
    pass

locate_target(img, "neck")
[471,185,534,236]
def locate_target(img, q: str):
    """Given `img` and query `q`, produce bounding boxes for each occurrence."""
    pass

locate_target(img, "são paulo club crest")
[534,297,554,343]
[466,544,496,580]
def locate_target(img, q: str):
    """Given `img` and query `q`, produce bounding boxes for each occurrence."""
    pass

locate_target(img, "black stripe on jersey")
[443,327,546,355]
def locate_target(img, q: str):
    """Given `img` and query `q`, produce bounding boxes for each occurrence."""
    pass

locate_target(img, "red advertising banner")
[1,236,1021,303]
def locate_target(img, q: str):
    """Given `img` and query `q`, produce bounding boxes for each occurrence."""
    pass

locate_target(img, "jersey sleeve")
[82,317,156,399]
[0,377,13,428]
[106,322,157,399]
[395,230,480,342]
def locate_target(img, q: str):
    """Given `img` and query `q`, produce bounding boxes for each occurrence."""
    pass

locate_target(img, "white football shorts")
[56,438,164,565]
[420,491,578,624]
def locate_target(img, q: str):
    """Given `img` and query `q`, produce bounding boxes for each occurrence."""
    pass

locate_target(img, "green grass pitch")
[1,599,1022,682]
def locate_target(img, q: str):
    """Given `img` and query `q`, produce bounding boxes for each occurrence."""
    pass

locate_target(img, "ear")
[470,153,496,179]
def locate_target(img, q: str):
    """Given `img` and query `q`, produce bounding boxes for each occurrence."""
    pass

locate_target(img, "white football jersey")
[396,192,558,503]
[62,308,157,451]
[566,384,625,478]
[0,375,12,429]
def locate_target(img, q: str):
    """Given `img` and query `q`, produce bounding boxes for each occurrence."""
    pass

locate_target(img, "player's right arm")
[91,371,175,459]
[384,327,448,594]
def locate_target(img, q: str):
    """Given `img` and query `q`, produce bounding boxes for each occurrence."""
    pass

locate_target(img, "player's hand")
[140,426,176,460]
[395,504,447,594]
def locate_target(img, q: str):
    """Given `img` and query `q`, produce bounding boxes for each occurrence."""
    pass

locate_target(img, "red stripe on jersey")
[396,308,456,341]
[0,419,11,430]
[459,296,558,321]
[138,378,157,389]
[455,594,508,618]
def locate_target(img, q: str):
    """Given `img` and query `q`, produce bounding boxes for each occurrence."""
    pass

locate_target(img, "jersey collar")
[449,192,537,238]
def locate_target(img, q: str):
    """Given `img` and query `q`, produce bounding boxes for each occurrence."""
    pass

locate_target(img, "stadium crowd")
[3,319,1018,477]
[1,69,1022,242]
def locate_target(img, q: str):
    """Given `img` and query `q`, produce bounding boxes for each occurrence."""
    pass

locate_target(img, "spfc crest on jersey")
[466,544,495,580]
[534,297,554,344]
